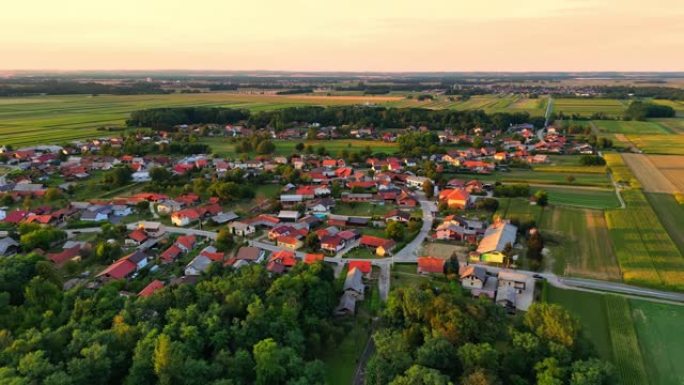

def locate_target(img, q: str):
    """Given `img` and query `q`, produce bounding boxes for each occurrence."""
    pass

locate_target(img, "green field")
[541,186,621,209]
[496,197,544,224]
[605,189,684,290]
[331,202,395,217]
[546,286,684,385]
[644,192,684,255]
[626,134,684,155]
[651,118,684,133]
[385,94,548,115]
[553,98,627,117]
[0,93,403,147]
[593,120,672,135]
[540,206,620,280]
[199,138,398,158]
[494,169,612,187]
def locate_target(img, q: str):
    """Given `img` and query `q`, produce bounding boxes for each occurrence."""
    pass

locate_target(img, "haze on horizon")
[1,0,683,72]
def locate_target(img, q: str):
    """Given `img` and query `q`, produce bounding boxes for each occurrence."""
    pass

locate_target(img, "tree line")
[126,106,539,131]
[0,80,169,97]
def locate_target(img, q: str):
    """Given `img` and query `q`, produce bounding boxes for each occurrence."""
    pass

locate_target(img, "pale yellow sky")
[1,0,683,71]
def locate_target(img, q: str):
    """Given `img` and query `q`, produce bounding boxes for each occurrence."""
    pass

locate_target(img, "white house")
[112,205,132,217]
[229,221,256,237]
[405,175,430,188]
[132,171,151,182]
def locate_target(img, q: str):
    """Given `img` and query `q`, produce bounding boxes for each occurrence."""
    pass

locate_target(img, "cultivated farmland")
[540,206,620,279]
[645,155,684,192]
[541,186,621,209]
[622,154,678,193]
[626,134,684,155]
[553,98,627,117]
[198,138,398,158]
[652,118,684,133]
[604,295,649,385]
[605,189,684,290]
[592,120,672,135]
[604,153,641,188]
[644,193,684,255]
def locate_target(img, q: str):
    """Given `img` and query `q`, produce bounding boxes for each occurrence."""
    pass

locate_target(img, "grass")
[533,165,607,175]
[541,186,621,209]
[626,134,684,155]
[547,286,684,385]
[592,120,672,135]
[644,193,684,255]
[332,202,395,217]
[496,197,544,224]
[323,321,371,385]
[553,98,627,117]
[492,169,612,188]
[650,118,684,134]
[391,263,432,288]
[199,138,398,158]
[605,189,684,291]
[540,206,620,280]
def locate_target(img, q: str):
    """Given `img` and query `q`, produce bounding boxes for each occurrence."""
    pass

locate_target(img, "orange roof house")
[417,256,445,275]
[438,189,471,209]
[348,260,372,275]
[138,280,165,297]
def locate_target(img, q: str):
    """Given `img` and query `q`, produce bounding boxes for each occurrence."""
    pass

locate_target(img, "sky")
[1,0,683,72]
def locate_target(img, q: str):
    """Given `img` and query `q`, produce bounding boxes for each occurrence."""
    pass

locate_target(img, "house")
[112,205,132,217]
[359,235,396,256]
[211,211,239,224]
[96,258,137,280]
[235,246,265,263]
[347,261,372,277]
[138,280,164,297]
[185,246,224,276]
[321,235,345,253]
[277,236,303,250]
[137,221,165,238]
[460,265,488,290]
[132,171,151,182]
[439,189,471,209]
[269,225,294,240]
[157,200,183,215]
[3,210,28,224]
[160,245,183,263]
[171,208,200,227]
[335,291,357,316]
[384,209,410,223]
[229,221,256,236]
[81,209,109,222]
[343,267,365,298]
[267,250,298,274]
[0,237,19,257]
[405,175,430,189]
[125,250,149,271]
[127,229,149,246]
[416,256,445,275]
[474,221,518,264]
[496,271,534,311]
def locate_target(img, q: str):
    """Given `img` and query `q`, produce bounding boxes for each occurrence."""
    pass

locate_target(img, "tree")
[526,228,544,269]
[524,303,579,348]
[216,228,234,252]
[295,142,305,151]
[154,334,181,385]
[305,232,321,252]
[253,339,288,385]
[44,187,61,202]
[386,221,406,241]
[104,166,133,187]
[422,180,434,199]
[150,167,172,185]
[534,190,549,207]
[566,175,575,184]
[135,200,150,214]
[389,365,453,385]
[256,140,276,155]
[569,358,613,385]
[458,343,499,374]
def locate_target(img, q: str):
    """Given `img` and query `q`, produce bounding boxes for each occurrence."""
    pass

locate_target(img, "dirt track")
[622,153,679,193]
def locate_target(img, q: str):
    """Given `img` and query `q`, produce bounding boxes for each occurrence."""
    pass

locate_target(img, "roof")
[97,258,136,279]
[304,253,325,264]
[128,229,148,243]
[270,250,297,267]
[344,268,365,293]
[176,234,196,250]
[417,256,445,274]
[359,235,395,249]
[138,280,165,297]
[172,208,200,220]
[477,222,517,254]
[48,245,81,265]
[277,236,300,246]
[348,260,372,274]
[337,229,359,240]
[235,246,262,261]
[460,265,487,282]
[125,250,148,264]
[161,245,182,263]
[321,235,344,248]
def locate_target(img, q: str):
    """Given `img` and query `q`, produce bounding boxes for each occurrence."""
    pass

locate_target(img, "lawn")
[496,197,544,224]
[546,286,684,385]
[199,138,398,158]
[332,202,395,217]
[592,120,672,135]
[541,186,621,209]
[540,206,620,280]
[391,263,432,288]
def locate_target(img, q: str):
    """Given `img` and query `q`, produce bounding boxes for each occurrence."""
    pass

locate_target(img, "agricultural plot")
[605,189,684,290]
[622,154,678,193]
[496,197,544,224]
[644,193,684,255]
[604,296,650,385]
[553,98,627,117]
[604,153,641,188]
[547,286,684,385]
[533,164,607,174]
[652,99,684,116]
[0,93,401,147]
[540,206,620,279]
[541,186,621,209]
[626,134,684,155]
[592,120,672,135]
[645,155,684,193]
[495,169,612,187]
[652,118,684,133]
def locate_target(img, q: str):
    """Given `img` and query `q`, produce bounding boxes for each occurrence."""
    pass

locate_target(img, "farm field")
[493,169,612,187]
[198,138,398,158]
[645,155,684,192]
[553,98,627,117]
[0,92,402,147]
[385,94,548,115]
[533,164,607,174]
[622,154,678,193]
[496,197,544,224]
[652,99,684,116]
[626,134,684,155]
[652,118,684,133]
[540,206,620,279]
[644,193,684,255]
[546,286,684,385]
[541,186,621,209]
[592,120,672,135]
[605,189,684,290]
[604,153,641,188]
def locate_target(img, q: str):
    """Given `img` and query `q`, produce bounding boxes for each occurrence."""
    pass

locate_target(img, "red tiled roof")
[48,245,81,265]
[348,261,372,274]
[277,236,300,246]
[4,210,27,224]
[97,258,136,279]
[172,208,200,220]
[200,250,224,262]
[176,235,196,250]
[359,235,395,249]
[160,245,182,263]
[304,253,324,264]
[417,256,445,274]
[271,250,297,267]
[138,280,165,297]
[128,229,148,243]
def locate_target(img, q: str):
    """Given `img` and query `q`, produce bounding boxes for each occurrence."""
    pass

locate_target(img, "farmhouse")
[359,235,396,256]
[416,256,445,275]
[474,221,518,264]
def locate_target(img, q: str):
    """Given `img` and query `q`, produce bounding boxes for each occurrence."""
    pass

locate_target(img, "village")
[0,119,598,317]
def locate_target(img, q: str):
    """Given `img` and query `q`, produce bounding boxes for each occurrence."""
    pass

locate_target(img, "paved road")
[392,196,436,262]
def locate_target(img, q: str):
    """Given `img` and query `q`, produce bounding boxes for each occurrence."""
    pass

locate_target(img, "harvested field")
[622,154,678,193]
[645,155,684,193]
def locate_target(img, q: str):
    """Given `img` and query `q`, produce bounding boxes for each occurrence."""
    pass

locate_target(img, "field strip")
[645,155,684,193]
[622,154,678,193]
[605,295,650,385]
